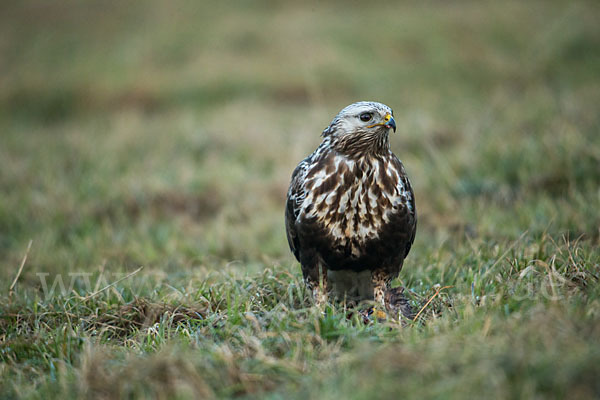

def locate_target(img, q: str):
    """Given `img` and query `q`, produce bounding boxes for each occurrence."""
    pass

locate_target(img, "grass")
[1,0,600,398]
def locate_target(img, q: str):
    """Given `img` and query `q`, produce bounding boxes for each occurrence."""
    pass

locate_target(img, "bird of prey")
[285,101,416,315]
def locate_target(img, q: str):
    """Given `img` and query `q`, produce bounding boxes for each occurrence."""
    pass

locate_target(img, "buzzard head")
[322,101,396,157]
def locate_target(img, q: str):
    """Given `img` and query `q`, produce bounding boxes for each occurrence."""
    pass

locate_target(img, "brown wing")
[391,155,417,261]
[285,158,309,262]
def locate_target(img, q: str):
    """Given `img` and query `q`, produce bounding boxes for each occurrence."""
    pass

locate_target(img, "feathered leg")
[364,268,390,320]
[303,259,329,307]
[371,269,414,321]
[372,268,390,307]
[310,283,328,306]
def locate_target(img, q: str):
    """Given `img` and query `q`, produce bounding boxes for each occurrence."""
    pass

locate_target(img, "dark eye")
[359,113,372,122]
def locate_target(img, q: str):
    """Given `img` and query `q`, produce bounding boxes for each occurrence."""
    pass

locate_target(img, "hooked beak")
[384,114,396,132]
[367,113,396,132]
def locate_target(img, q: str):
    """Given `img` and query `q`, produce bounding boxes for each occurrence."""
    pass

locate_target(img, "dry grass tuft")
[89,298,209,339]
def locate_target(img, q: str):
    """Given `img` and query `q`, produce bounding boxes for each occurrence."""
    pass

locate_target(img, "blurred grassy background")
[1,0,599,398]
[1,0,598,277]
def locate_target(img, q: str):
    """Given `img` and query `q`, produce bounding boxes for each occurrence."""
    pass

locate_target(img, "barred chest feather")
[299,151,413,257]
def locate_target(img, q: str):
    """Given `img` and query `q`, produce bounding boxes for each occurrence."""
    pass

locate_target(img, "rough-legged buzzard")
[285,101,416,316]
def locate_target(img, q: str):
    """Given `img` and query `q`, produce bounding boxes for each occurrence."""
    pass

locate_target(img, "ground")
[1,0,599,398]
